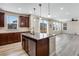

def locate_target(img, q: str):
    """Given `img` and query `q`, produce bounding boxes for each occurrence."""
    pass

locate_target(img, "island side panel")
[22,35,36,56]
[49,37,56,56]
[22,35,28,53]
[28,39,36,56]
[36,38,49,56]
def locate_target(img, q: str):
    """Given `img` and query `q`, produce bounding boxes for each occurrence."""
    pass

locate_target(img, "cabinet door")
[25,17,29,27]
[13,33,21,42]
[19,16,29,27]
[0,33,21,46]
[8,33,21,44]
[7,33,15,43]
[0,12,4,27]
[0,34,8,45]
[17,33,21,42]
[28,39,36,56]
[37,39,49,56]
[22,36,28,53]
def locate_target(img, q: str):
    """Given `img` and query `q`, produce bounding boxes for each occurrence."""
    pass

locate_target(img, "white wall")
[64,21,79,34]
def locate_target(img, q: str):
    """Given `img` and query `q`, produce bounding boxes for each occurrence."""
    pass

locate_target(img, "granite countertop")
[0,30,28,33]
[22,33,55,40]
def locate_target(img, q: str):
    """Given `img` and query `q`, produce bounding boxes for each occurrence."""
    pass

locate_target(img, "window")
[63,23,67,30]
[57,23,62,31]
[52,22,62,31]
[7,16,17,29]
[63,27,67,30]
[53,22,56,30]
[40,23,47,33]
[40,19,48,33]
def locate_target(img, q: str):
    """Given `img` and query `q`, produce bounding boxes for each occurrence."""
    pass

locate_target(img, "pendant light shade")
[33,7,36,21]
[48,3,51,17]
[33,8,36,15]
[39,4,42,19]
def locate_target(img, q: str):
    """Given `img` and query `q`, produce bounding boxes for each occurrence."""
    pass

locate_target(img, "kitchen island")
[21,33,56,56]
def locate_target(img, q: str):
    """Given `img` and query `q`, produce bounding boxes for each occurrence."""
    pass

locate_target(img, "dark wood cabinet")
[8,33,15,43]
[19,16,29,27]
[22,35,36,56]
[7,33,21,44]
[0,32,21,46]
[0,12,4,27]
[28,39,36,56]
[0,34,8,45]
[22,36,28,53]
[36,39,49,56]
[22,35,49,56]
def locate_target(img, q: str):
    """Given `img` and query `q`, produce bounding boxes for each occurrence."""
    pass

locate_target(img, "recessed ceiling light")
[60,7,64,10]
[48,14,51,17]
[39,17,42,20]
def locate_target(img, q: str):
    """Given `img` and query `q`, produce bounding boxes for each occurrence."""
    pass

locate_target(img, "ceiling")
[0,3,79,22]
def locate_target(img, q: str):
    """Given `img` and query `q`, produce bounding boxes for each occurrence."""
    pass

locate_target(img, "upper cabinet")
[19,16,29,27]
[0,12,4,27]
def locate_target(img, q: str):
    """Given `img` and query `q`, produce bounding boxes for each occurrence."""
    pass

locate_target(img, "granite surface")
[22,33,55,40]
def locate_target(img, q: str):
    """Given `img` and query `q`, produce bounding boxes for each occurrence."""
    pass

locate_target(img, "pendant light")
[33,8,36,15]
[33,8,36,21]
[48,3,51,17]
[32,7,36,35]
[39,4,44,36]
[39,4,42,19]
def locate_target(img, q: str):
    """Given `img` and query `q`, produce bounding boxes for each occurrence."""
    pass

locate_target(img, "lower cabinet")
[8,33,21,43]
[22,36,28,53]
[22,36,36,56]
[0,34,8,45]
[0,32,21,46]
[28,39,36,56]
[22,35,49,56]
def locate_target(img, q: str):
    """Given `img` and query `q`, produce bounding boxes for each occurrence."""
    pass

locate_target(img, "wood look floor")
[0,34,79,56]
[56,34,79,56]
[0,42,28,56]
